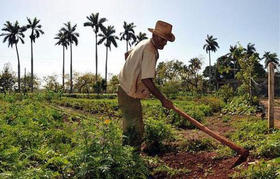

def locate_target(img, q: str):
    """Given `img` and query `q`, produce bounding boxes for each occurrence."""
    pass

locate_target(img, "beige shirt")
[118,39,159,99]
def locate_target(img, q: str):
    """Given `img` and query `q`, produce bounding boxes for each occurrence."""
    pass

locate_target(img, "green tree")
[61,22,79,93]
[55,30,69,91]
[262,52,279,68]
[0,63,15,93]
[26,17,44,92]
[43,75,60,92]
[203,35,219,90]
[203,34,219,67]
[74,72,96,93]
[107,74,119,93]
[188,58,202,89]
[228,45,240,78]
[120,21,136,52]
[216,55,234,80]
[156,60,184,85]
[244,44,265,78]
[84,13,107,82]
[20,73,40,92]
[0,21,26,92]
[245,43,256,57]
[236,51,259,101]
[98,25,118,92]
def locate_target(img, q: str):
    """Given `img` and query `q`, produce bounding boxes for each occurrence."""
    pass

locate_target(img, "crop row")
[52,97,225,129]
[0,97,148,178]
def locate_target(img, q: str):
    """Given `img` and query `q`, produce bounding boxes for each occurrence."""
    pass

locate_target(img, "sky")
[0,0,279,84]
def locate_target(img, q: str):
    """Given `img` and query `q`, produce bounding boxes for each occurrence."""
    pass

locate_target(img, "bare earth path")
[152,115,255,179]
[260,99,280,129]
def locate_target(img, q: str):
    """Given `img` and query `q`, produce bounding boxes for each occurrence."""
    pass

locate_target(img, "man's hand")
[141,78,174,110]
[161,98,174,110]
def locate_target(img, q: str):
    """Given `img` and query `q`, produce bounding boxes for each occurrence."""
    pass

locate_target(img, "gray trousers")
[118,86,144,151]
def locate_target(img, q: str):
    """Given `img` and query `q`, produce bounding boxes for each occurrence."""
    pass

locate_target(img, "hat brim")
[148,28,175,42]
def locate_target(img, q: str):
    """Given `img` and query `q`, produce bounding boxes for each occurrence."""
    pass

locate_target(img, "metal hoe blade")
[231,149,249,169]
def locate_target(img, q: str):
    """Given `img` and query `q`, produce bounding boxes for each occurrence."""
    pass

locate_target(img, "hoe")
[173,106,249,168]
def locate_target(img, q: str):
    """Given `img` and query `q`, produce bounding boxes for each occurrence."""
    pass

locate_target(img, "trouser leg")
[118,86,144,151]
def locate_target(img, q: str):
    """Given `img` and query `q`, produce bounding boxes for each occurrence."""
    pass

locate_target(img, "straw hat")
[148,20,175,42]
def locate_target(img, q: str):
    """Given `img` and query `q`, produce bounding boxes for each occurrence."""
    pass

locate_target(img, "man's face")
[153,34,167,50]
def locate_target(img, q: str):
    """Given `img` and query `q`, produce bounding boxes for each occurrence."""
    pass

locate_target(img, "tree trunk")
[268,62,274,129]
[126,40,128,52]
[233,60,236,79]
[105,47,108,92]
[208,51,212,91]
[62,46,65,91]
[95,33,98,82]
[209,51,211,67]
[15,44,21,92]
[24,68,26,95]
[70,43,73,93]
[31,39,34,92]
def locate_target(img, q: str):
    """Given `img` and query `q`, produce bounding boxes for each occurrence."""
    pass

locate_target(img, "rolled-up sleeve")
[141,49,156,79]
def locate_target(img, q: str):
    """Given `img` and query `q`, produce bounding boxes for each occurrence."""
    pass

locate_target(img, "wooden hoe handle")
[173,106,247,155]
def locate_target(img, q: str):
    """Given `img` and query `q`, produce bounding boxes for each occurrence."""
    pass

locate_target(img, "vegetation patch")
[231,158,280,179]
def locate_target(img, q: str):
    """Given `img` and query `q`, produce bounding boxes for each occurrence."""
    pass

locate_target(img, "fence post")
[268,62,274,129]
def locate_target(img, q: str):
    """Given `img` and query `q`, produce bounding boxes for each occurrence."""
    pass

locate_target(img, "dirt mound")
[152,151,244,179]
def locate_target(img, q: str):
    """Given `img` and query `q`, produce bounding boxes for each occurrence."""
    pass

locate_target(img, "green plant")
[216,84,234,103]
[231,159,280,179]
[181,138,214,152]
[195,96,225,112]
[222,115,231,123]
[222,95,257,115]
[74,120,149,178]
[217,116,280,159]
[144,117,175,154]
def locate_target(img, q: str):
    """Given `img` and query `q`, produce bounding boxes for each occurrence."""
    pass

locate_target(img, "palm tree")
[0,21,26,92]
[203,35,219,90]
[120,21,136,52]
[189,58,202,89]
[228,45,239,78]
[55,30,69,91]
[60,22,79,93]
[26,17,44,92]
[203,34,219,67]
[262,52,279,68]
[84,13,107,82]
[98,25,118,91]
[245,43,256,57]
[132,32,148,46]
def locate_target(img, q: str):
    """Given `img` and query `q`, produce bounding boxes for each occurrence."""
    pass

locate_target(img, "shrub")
[222,95,257,115]
[74,120,149,178]
[144,117,175,154]
[216,84,234,103]
[231,159,280,179]
[181,138,214,152]
[257,131,280,158]
[223,116,280,158]
[63,93,117,99]
[195,96,225,113]
[160,81,182,99]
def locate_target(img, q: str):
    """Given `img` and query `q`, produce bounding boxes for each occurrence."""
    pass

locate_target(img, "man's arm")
[142,78,174,109]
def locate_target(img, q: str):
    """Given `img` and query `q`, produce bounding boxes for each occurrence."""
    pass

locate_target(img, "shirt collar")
[150,38,159,60]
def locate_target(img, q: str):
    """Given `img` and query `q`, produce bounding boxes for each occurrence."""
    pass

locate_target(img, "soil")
[152,152,254,179]
[148,115,254,179]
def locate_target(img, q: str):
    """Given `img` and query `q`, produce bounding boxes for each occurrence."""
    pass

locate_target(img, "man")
[118,20,175,152]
